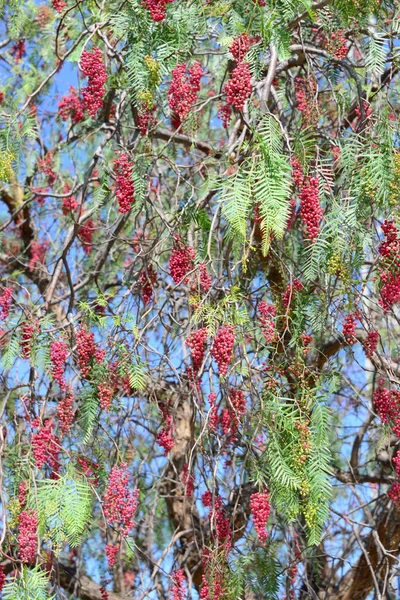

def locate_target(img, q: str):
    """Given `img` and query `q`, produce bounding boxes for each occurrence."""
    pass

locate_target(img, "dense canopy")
[0,0,400,598]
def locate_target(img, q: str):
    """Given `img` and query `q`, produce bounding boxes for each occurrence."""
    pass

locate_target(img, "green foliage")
[36,470,92,550]
[3,566,54,600]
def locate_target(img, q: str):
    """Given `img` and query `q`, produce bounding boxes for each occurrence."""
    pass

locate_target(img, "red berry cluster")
[343,312,359,345]
[50,339,68,390]
[186,328,208,376]
[378,220,400,311]
[76,327,98,378]
[141,0,174,21]
[98,382,114,412]
[100,587,109,600]
[299,177,323,241]
[114,152,135,213]
[199,262,212,292]
[171,569,186,600]
[373,380,400,437]
[31,187,48,205]
[32,419,60,470]
[295,77,318,127]
[168,62,203,126]
[78,219,96,255]
[182,463,194,498]
[0,288,12,321]
[218,103,232,128]
[137,106,156,136]
[227,389,246,436]
[38,152,56,186]
[389,481,400,507]
[52,0,67,11]
[10,40,26,63]
[354,101,372,121]
[258,301,277,344]
[58,86,85,123]
[103,463,139,537]
[281,280,303,308]
[21,321,38,359]
[225,62,252,111]
[18,509,38,563]
[139,265,157,304]
[57,389,74,436]
[393,452,400,476]
[105,544,119,568]
[156,428,175,454]
[362,329,379,358]
[80,47,107,118]
[291,157,304,188]
[229,34,253,62]
[211,326,235,376]
[327,29,348,60]
[169,238,196,284]
[0,564,5,591]
[250,491,271,544]
[28,240,48,272]
[62,186,79,215]
[208,393,219,432]
[19,481,28,506]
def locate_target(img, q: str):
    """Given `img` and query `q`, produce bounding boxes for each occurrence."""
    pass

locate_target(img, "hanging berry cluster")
[80,47,107,118]
[258,301,277,344]
[168,62,203,127]
[211,325,236,376]
[58,86,85,123]
[378,220,400,311]
[299,178,323,241]
[139,265,157,304]
[31,419,60,470]
[57,389,75,436]
[169,237,196,284]
[0,288,12,320]
[373,380,400,437]
[50,339,68,390]
[103,463,139,537]
[186,328,208,377]
[250,491,271,544]
[170,569,186,600]
[113,152,135,213]
[18,509,38,563]
[142,0,174,21]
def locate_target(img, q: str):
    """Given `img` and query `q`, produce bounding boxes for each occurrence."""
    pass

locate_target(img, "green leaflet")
[3,566,54,600]
[37,472,92,550]
[221,114,291,255]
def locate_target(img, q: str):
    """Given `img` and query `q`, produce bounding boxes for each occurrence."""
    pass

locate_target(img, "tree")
[0,0,399,598]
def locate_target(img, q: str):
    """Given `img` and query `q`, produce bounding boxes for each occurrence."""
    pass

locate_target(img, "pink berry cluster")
[186,328,208,376]
[354,101,372,121]
[31,186,48,205]
[137,106,156,136]
[28,240,49,272]
[78,219,95,255]
[225,61,252,111]
[0,564,5,591]
[76,327,101,378]
[393,452,400,476]
[105,544,119,568]
[362,329,379,358]
[50,339,68,390]
[168,62,203,126]
[182,463,194,498]
[103,463,139,537]
[299,177,323,241]
[281,280,303,308]
[199,262,212,292]
[229,34,254,63]
[52,0,67,11]
[258,301,277,344]
[378,220,400,311]
[250,491,271,544]
[218,103,232,128]
[0,287,12,321]
[80,47,107,118]
[37,152,56,186]
[31,419,60,470]
[171,569,186,600]
[295,77,318,127]
[169,237,196,284]
[211,325,235,376]
[113,152,135,213]
[156,404,174,455]
[291,157,304,188]
[58,86,85,123]
[139,265,157,304]
[57,389,74,436]
[98,382,114,412]
[389,481,400,508]
[327,29,348,60]
[343,312,359,345]
[142,0,174,21]
[18,509,38,563]
[21,321,38,359]
[373,380,400,437]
